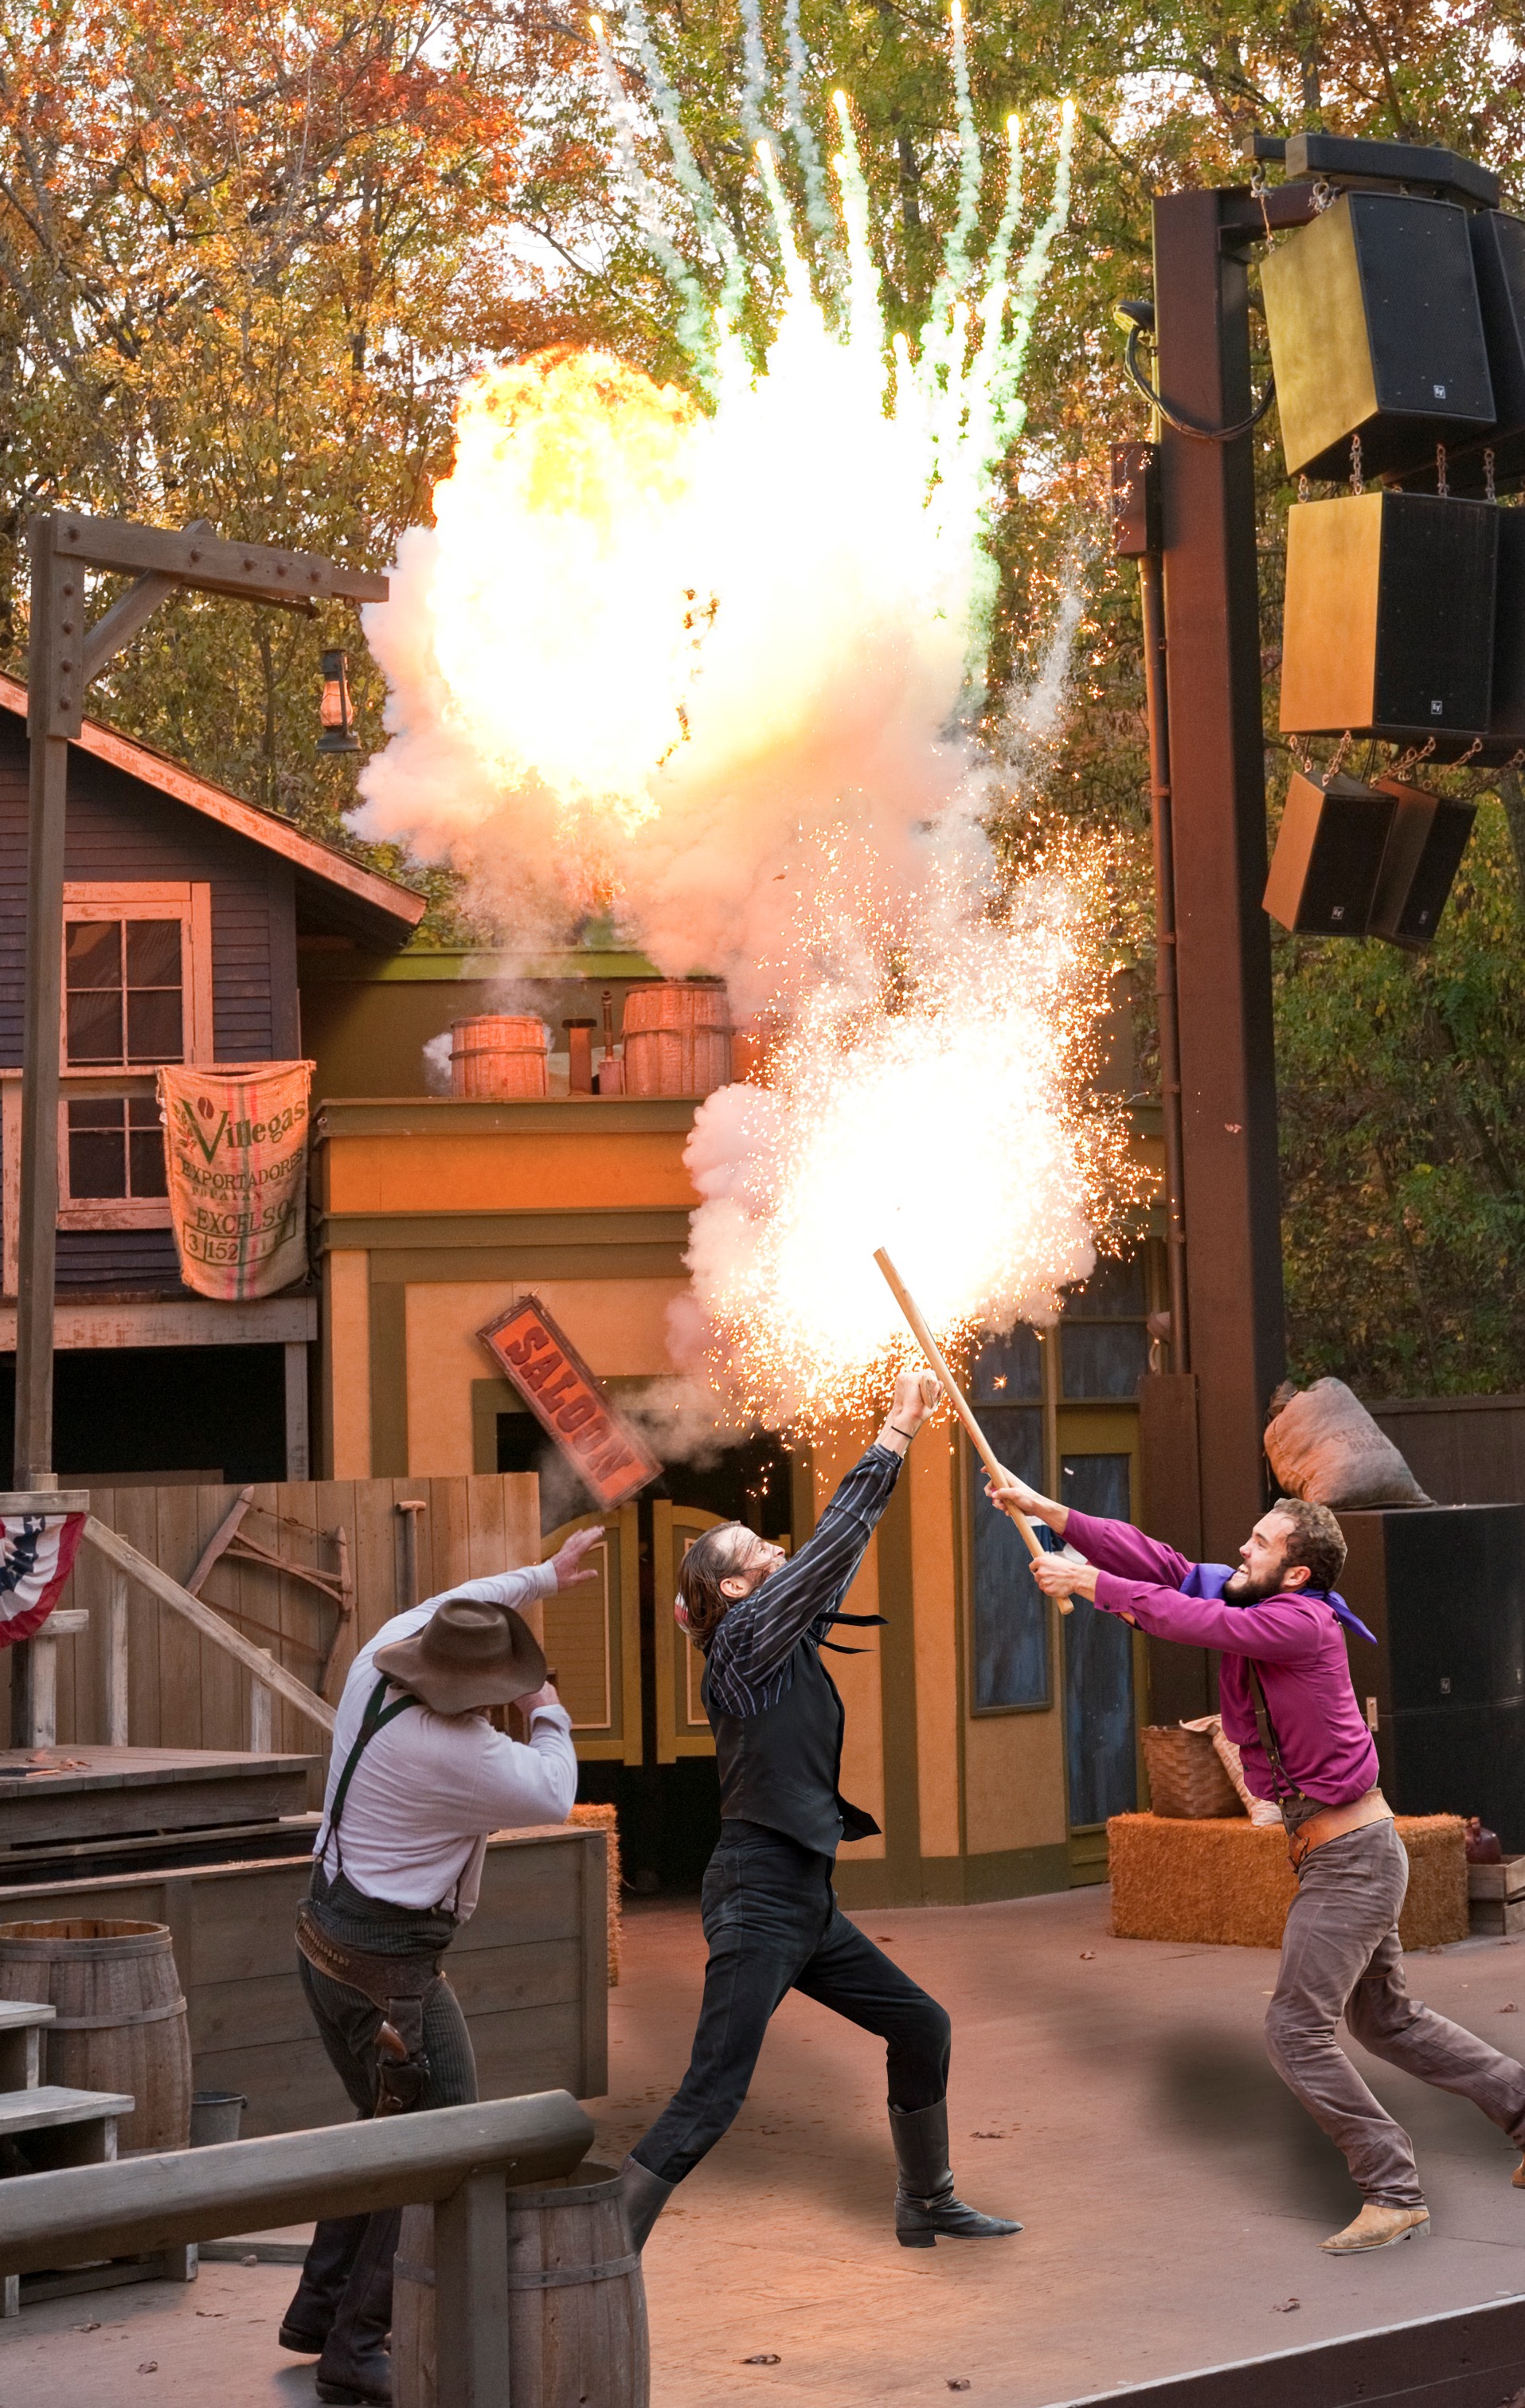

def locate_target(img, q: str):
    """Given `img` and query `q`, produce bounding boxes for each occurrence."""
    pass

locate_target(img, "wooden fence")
[1371,1396,1525,1507]
[2,1473,539,1771]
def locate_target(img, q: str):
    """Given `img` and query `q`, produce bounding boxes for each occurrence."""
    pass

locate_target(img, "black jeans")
[632,1819,952,2186]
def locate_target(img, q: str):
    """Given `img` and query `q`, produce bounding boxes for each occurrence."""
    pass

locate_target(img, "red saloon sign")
[477,1295,660,1511]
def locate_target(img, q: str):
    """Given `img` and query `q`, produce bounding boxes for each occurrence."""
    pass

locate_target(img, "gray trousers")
[1265,1815,1525,2208]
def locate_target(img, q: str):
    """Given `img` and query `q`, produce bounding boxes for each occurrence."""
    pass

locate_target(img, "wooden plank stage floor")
[5,1882,1525,2405]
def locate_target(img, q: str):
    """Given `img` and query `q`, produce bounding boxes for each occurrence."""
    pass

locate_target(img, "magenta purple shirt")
[1065,1509,1379,1808]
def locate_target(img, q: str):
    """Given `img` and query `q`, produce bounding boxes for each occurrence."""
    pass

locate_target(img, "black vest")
[702,1635,881,1859]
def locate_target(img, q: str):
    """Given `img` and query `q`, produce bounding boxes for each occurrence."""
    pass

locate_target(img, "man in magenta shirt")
[992,1470,1525,2254]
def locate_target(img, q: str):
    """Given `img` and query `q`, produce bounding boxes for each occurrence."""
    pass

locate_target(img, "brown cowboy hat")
[373,1599,547,1716]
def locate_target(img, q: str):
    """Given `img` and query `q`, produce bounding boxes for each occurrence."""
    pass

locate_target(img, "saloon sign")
[479,1296,660,1511]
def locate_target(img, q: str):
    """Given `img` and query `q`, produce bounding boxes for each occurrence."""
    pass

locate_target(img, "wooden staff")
[874,1247,1073,1615]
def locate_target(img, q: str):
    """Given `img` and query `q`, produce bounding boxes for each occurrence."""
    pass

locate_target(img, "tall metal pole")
[1152,190,1288,1558]
[1137,542,1190,1375]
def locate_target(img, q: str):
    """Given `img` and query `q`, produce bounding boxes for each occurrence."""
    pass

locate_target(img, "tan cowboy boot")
[1513,2155,1525,2189]
[1320,2202,1430,2253]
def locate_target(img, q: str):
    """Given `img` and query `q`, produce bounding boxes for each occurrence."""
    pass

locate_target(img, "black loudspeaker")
[1338,1507,1525,1849]
[1399,213,1525,498]
[1279,492,1497,741]
[1369,780,1477,946]
[1262,190,1496,481]
[1263,771,1396,935]
[1491,503,1525,746]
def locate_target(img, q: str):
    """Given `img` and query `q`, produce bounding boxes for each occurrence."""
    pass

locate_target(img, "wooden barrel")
[393,2162,648,2408]
[621,980,731,1098]
[451,1014,548,1099]
[0,1918,191,2152]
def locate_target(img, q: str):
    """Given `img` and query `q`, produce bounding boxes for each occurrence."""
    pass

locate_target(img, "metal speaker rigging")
[1278,491,1498,743]
[1261,191,1496,481]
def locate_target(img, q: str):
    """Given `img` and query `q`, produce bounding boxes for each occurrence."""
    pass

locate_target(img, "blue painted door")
[1061,1453,1138,1825]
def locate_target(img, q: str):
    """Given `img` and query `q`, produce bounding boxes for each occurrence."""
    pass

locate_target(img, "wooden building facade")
[0,675,423,1484]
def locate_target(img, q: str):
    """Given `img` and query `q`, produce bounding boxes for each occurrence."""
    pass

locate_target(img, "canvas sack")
[1265,1377,1432,1509]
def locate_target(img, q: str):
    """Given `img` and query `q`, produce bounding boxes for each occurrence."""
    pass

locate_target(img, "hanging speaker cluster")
[1278,491,1499,743]
[1264,770,1477,947]
[1261,193,1499,482]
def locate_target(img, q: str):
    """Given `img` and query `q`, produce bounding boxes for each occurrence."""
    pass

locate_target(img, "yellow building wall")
[324,1251,372,1479]
[327,1129,698,1216]
[909,1432,963,1862]
[403,1277,688,1476]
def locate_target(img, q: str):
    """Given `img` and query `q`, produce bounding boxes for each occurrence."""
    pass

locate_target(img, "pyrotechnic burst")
[681,832,1150,1429]
[354,6,1142,1427]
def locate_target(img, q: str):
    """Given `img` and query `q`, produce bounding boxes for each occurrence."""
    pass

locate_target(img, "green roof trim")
[297,948,663,984]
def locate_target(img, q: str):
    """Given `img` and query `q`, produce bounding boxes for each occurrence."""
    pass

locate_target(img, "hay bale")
[568,1802,623,1984]
[1108,1812,1467,1952]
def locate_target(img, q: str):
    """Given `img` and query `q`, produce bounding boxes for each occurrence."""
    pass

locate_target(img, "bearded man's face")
[1224,1512,1300,1603]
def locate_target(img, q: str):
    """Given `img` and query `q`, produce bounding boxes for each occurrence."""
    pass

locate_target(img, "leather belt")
[1288,1787,1391,1870]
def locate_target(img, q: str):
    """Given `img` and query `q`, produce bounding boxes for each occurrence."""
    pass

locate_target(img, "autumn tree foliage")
[0,0,604,844]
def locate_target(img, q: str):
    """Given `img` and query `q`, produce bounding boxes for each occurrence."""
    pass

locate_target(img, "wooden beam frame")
[12,509,389,1735]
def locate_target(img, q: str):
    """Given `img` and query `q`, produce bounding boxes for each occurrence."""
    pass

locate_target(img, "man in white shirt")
[280,1533,596,2406]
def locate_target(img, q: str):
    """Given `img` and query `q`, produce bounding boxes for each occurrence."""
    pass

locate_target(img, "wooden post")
[106,1569,129,1746]
[14,518,75,1498]
[435,2169,510,2408]
[29,1634,57,1752]
[397,1499,427,1610]
[284,1341,311,1481]
[249,1650,273,1753]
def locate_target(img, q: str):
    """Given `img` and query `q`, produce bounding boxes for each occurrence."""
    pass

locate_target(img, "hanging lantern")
[317,649,360,754]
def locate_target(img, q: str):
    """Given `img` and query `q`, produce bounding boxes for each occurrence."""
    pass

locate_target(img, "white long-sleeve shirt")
[314,1563,577,1919]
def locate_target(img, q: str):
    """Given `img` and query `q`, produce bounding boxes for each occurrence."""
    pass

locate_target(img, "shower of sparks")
[356,8,1132,1428]
[683,836,1150,1429]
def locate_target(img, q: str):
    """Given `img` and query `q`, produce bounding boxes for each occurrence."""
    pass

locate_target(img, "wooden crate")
[0,1824,608,2136]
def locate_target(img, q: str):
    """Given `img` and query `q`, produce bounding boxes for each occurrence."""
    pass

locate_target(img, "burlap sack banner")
[157,1060,313,1302]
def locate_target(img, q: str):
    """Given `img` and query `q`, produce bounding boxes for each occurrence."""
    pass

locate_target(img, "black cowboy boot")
[315,2206,401,2405]
[618,2153,676,2250]
[890,2101,1023,2248]
[279,2215,369,2355]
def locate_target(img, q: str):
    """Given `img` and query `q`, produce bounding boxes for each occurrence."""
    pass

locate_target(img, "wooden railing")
[0,2092,596,2407]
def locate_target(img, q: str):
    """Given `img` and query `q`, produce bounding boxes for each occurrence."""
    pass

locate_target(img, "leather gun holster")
[295,1902,445,2116]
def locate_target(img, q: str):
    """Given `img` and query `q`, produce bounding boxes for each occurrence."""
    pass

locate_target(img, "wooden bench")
[0,1999,190,2313]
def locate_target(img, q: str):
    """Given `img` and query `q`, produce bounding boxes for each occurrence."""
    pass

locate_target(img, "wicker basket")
[1140,1723,1244,1820]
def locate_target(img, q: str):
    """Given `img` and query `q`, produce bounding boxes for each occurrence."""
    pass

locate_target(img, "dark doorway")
[0,1344,287,1483]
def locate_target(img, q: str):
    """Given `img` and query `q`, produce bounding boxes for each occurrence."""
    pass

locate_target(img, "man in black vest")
[619,1372,1020,2253]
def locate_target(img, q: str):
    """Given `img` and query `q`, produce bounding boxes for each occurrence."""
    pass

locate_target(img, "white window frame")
[55,881,213,1231]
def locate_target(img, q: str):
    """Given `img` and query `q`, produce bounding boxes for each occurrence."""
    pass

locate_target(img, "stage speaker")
[1262,190,1496,481]
[1279,491,1497,740]
[1399,212,1525,499]
[1369,779,1477,946]
[1490,502,1525,747]
[1263,771,1396,935]
[1338,1506,1525,1849]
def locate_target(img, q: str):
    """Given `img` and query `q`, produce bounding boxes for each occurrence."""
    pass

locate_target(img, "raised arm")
[710,1373,936,1700]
